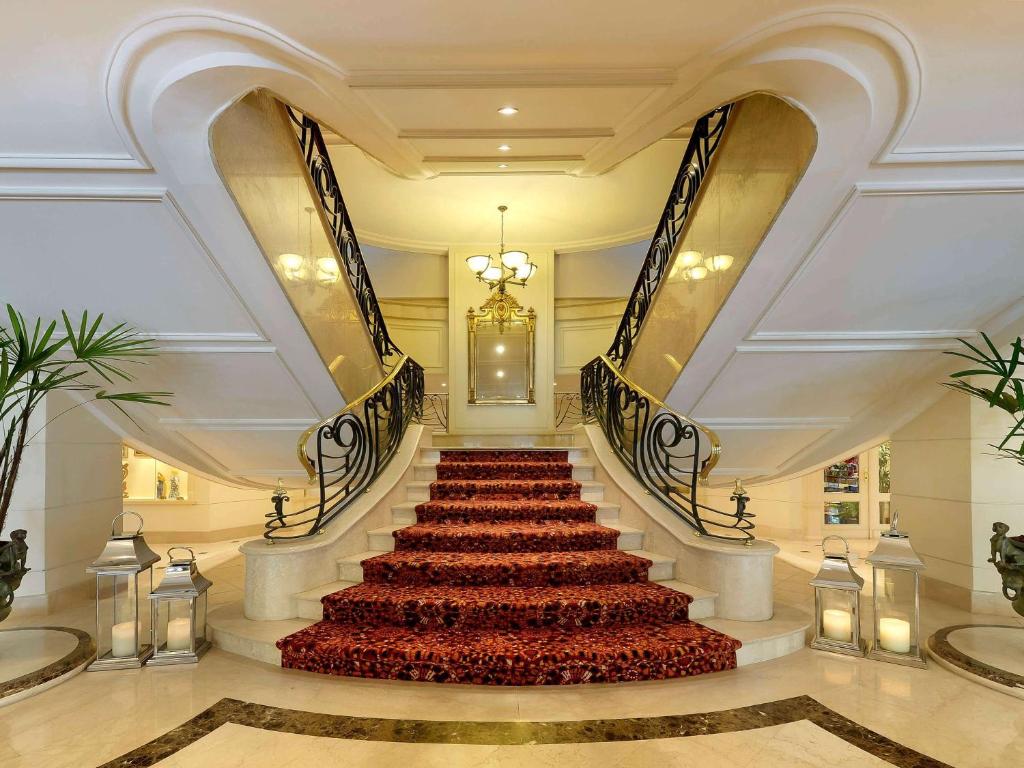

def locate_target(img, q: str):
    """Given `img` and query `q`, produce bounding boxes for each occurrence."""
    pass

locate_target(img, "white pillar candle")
[111,621,136,658]
[822,608,852,642]
[166,617,192,651]
[878,617,911,653]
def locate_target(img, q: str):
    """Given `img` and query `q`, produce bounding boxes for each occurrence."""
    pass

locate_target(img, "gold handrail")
[295,354,411,483]
[595,354,721,482]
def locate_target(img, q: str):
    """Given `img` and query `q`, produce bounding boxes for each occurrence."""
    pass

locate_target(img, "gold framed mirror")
[467,290,536,404]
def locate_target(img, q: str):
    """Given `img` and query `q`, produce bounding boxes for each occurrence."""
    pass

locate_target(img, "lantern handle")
[167,546,196,563]
[112,510,145,537]
[821,534,851,558]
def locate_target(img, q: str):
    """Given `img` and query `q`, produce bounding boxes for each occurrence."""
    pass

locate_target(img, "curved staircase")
[275,449,741,685]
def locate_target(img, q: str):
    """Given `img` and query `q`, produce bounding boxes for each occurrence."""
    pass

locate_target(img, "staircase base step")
[277,620,739,685]
[294,581,357,620]
[658,580,718,620]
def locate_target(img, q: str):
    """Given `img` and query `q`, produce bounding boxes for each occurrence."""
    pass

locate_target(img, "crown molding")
[346,69,677,89]
[699,417,850,430]
[0,153,146,171]
[400,128,614,140]
[423,154,585,163]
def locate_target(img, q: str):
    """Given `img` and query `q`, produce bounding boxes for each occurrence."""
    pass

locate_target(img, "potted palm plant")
[944,332,1024,616]
[0,305,170,622]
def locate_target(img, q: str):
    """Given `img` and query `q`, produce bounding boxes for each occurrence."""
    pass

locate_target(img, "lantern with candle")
[148,547,212,665]
[809,535,866,657]
[86,511,160,670]
[866,514,926,667]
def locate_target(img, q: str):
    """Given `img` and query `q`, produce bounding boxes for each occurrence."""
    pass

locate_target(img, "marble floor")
[2,546,1023,767]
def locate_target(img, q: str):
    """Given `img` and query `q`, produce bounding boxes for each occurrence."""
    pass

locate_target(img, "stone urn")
[989,523,1024,617]
[0,529,30,623]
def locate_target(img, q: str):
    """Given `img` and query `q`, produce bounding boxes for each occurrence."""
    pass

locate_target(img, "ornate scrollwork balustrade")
[581,355,754,542]
[419,392,449,433]
[554,392,583,432]
[606,105,731,366]
[286,107,402,369]
[265,355,424,540]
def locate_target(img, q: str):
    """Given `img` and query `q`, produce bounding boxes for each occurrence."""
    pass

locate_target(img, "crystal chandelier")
[465,205,537,292]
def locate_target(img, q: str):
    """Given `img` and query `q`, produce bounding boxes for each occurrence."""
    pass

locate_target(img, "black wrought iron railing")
[265,105,424,540]
[581,354,753,542]
[267,355,424,540]
[606,105,731,366]
[420,392,449,432]
[554,392,583,432]
[286,106,402,370]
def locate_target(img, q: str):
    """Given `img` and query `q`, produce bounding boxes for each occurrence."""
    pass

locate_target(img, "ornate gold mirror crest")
[467,290,536,404]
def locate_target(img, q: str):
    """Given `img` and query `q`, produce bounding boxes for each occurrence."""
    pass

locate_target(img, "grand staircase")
[276,448,741,685]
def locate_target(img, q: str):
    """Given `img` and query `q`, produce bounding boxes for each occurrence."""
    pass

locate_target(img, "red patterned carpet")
[277,449,740,685]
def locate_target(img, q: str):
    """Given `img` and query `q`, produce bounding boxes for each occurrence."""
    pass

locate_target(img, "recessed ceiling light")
[498,106,519,116]
[497,163,508,168]
[497,144,511,152]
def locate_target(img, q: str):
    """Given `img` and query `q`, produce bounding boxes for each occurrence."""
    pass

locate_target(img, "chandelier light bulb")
[482,265,503,281]
[501,250,529,269]
[706,254,734,272]
[315,257,341,284]
[495,370,505,378]
[466,254,491,274]
[679,250,703,268]
[514,263,536,280]
[495,344,506,354]
[687,265,709,281]
[279,253,306,280]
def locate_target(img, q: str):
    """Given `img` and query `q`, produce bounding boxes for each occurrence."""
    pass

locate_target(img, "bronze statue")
[988,521,1024,617]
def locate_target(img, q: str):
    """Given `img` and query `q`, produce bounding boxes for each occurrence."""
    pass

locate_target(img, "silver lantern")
[86,511,160,670]
[810,535,866,657]
[867,513,926,668]
[148,547,212,665]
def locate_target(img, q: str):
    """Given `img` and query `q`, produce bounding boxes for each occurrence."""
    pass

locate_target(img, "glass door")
[868,442,892,538]
[822,455,868,537]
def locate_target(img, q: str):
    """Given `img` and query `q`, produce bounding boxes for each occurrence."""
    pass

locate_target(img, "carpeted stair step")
[413,499,599,524]
[277,620,740,685]
[439,450,568,463]
[393,522,619,553]
[321,582,692,629]
[429,479,582,500]
[361,550,653,587]
[434,461,573,480]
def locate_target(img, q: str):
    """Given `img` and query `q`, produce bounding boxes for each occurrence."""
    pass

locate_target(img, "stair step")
[407,479,603,503]
[278,620,740,685]
[391,499,619,526]
[391,522,620,553]
[657,580,718,620]
[420,447,588,464]
[367,525,405,551]
[629,550,675,581]
[293,581,356,620]
[337,551,388,583]
[413,462,595,482]
[321,582,693,629]
[359,550,654,587]
[604,522,643,550]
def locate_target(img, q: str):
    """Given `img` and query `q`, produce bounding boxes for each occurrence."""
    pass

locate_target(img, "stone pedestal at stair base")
[579,425,778,621]
[241,425,427,620]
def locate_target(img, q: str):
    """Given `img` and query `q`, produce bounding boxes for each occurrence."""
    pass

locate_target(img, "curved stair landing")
[275,449,741,685]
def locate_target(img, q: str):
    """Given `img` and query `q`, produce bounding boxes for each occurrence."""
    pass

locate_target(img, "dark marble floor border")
[98,694,949,767]
[928,623,1024,693]
[0,625,95,703]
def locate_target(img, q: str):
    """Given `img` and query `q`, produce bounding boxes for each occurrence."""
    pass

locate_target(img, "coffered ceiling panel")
[351,86,662,133]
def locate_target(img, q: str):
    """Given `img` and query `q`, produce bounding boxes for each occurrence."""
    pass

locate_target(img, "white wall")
[7,392,122,611]
[891,390,1024,610]
[554,241,647,298]
[362,246,448,299]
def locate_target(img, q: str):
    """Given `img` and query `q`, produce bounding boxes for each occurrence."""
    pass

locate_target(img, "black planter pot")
[0,529,30,624]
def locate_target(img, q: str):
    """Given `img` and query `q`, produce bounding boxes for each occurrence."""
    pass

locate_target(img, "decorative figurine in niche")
[122,463,129,498]
[156,472,166,500]
[168,471,181,500]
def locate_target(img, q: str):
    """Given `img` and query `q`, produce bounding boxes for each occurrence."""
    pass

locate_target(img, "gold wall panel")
[623,94,817,401]
[210,90,385,401]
